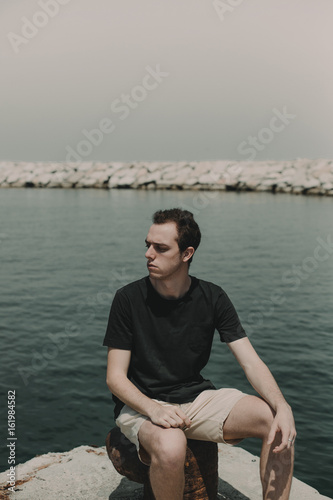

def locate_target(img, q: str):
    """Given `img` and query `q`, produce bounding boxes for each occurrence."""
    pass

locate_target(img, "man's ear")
[183,246,195,262]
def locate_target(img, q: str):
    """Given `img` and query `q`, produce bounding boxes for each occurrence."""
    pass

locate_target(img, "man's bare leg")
[138,419,187,500]
[260,431,294,499]
[223,395,294,500]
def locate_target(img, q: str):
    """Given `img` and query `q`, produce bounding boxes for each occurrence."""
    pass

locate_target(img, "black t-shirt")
[103,275,246,418]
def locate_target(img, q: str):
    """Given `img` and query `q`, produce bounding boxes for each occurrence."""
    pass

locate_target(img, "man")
[103,208,296,500]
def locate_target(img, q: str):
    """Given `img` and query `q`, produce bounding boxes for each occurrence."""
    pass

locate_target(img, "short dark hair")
[152,208,201,266]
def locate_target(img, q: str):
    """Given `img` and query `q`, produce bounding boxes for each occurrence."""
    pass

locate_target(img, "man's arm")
[227,337,296,452]
[106,347,191,429]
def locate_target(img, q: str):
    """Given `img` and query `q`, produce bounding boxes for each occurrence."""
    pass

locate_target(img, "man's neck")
[149,273,192,300]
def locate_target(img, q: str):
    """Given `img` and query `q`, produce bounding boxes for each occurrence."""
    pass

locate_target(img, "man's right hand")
[148,402,192,429]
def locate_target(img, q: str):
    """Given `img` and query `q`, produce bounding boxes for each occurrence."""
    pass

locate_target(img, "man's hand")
[267,403,296,453]
[148,403,192,430]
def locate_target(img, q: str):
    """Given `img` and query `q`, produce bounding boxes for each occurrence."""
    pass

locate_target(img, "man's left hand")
[267,403,296,453]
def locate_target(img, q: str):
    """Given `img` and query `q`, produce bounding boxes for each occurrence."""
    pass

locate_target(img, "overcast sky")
[1,0,333,162]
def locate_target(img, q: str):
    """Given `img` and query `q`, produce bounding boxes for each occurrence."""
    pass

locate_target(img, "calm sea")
[0,188,332,497]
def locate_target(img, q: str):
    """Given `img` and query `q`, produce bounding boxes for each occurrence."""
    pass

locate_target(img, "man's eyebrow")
[145,239,169,247]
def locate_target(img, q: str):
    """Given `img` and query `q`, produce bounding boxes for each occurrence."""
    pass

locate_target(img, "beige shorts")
[116,388,248,464]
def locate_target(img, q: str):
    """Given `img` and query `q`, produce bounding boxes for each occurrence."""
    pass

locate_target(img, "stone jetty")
[0,159,332,196]
[0,444,331,499]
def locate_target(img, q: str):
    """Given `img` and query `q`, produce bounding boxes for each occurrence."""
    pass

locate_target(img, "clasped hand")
[267,404,297,453]
[149,403,192,430]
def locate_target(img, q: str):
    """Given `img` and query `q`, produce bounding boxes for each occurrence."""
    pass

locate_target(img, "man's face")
[145,222,188,280]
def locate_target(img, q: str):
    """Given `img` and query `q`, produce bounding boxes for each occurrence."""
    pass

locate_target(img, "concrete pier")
[0,444,331,499]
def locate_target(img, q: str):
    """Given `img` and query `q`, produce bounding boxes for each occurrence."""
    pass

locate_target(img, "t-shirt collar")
[146,275,197,303]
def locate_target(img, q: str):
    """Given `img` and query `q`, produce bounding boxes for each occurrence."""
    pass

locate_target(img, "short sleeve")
[214,289,247,343]
[102,290,133,349]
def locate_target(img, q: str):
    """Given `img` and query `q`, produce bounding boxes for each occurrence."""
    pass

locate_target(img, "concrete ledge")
[0,444,331,499]
[0,159,333,196]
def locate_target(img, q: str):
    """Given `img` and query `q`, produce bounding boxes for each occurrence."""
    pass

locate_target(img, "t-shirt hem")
[221,330,247,343]
[102,340,132,349]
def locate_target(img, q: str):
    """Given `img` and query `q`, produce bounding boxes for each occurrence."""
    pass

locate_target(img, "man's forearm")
[243,358,290,412]
[107,374,160,418]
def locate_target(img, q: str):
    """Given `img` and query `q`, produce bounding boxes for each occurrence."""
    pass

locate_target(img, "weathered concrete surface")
[0,444,331,499]
[0,159,332,196]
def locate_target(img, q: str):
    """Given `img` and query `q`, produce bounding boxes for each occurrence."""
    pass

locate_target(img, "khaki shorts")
[116,388,248,464]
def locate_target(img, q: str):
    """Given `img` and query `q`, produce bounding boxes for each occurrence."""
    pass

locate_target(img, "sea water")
[0,187,332,496]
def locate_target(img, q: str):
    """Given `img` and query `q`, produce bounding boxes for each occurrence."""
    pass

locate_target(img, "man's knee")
[140,424,187,467]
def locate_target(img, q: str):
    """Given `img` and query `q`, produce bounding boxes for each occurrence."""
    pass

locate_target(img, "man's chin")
[148,267,158,275]
[148,269,164,280]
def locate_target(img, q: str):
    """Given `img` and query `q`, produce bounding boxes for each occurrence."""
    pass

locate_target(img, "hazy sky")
[1,0,333,162]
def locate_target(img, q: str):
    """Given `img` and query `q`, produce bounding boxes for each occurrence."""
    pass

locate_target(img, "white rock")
[6,173,21,184]
[86,170,109,180]
[161,164,180,178]
[156,179,176,188]
[198,173,220,184]
[116,175,136,186]
[319,173,333,184]
[94,163,108,171]
[0,170,12,183]
[78,177,98,187]
[136,167,148,177]
[63,171,85,184]
[146,162,166,173]
[256,184,273,191]
[303,178,321,189]
[33,173,53,185]
[133,175,148,186]
[76,162,95,172]
[192,163,211,176]
[243,181,260,190]
[210,161,230,174]
[280,167,296,177]
[115,167,138,179]
[183,177,199,186]
[292,186,304,194]
[275,185,287,192]
[22,162,37,172]
[292,175,308,187]
[145,171,162,183]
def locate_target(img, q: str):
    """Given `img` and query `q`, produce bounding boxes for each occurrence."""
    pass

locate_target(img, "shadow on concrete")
[109,477,144,499]
[217,476,251,499]
[108,476,250,499]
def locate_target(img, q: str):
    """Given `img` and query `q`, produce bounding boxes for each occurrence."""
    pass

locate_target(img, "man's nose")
[145,246,154,259]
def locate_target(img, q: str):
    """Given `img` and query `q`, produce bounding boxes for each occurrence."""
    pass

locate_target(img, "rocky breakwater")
[0,159,332,195]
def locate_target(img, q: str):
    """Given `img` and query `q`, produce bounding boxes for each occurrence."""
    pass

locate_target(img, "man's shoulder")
[194,276,224,294]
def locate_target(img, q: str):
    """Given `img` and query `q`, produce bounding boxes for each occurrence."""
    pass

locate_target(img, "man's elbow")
[106,373,116,392]
[106,375,112,391]
[106,370,125,393]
